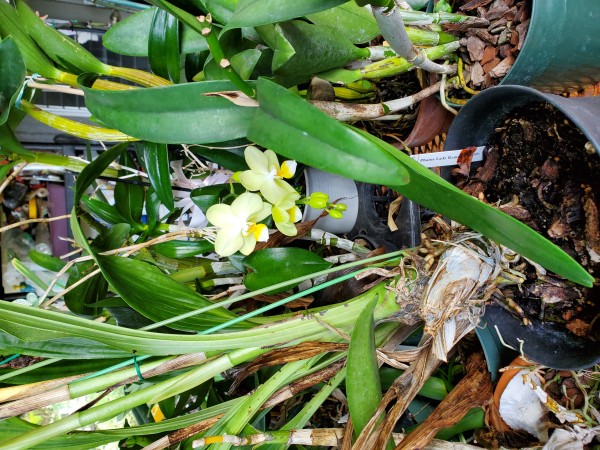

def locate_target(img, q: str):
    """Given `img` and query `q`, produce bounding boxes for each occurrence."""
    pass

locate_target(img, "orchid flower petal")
[239,235,258,255]
[206,204,236,229]
[245,146,270,173]
[238,170,268,191]
[214,227,245,257]
[279,160,297,179]
[275,220,298,236]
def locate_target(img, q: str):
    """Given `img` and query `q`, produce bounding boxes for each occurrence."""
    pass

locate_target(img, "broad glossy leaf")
[190,183,245,213]
[248,78,409,187]
[306,3,379,44]
[242,248,332,294]
[249,79,593,287]
[346,294,382,439]
[230,48,261,80]
[257,20,368,86]
[140,141,174,211]
[0,37,25,125]
[153,240,214,258]
[114,151,144,225]
[226,0,348,29]
[103,8,208,57]
[204,0,236,24]
[81,195,128,227]
[189,143,248,171]
[149,8,180,83]
[95,255,248,331]
[80,80,256,144]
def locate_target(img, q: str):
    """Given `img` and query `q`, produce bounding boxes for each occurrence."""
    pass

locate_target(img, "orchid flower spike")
[206,192,271,256]
[238,146,298,204]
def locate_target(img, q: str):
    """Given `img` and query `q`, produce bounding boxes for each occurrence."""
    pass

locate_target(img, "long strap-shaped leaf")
[346,295,384,441]
[0,282,399,355]
[80,78,255,144]
[247,78,593,287]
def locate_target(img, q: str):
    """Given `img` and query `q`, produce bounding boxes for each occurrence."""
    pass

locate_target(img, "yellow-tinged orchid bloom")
[206,192,271,257]
[238,146,298,204]
[272,192,302,236]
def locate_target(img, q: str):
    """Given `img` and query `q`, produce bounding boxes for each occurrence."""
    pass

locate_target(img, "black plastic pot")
[444,85,600,371]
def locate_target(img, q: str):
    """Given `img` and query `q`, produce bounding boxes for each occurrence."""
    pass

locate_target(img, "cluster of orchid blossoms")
[205,146,346,257]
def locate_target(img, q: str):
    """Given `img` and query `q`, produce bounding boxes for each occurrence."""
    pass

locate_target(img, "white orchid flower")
[272,191,302,236]
[206,192,271,257]
[237,146,298,204]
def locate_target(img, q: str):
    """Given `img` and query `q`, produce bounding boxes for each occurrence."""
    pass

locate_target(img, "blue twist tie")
[15,73,42,109]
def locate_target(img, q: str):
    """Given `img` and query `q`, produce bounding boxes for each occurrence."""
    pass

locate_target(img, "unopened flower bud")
[328,209,343,219]
[308,192,329,209]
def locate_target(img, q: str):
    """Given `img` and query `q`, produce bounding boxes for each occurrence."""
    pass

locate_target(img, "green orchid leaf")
[28,250,67,273]
[190,183,245,213]
[202,29,243,81]
[145,187,161,231]
[64,260,107,317]
[0,0,65,82]
[80,80,256,144]
[149,8,181,83]
[0,123,34,157]
[103,7,208,57]
[74,143,128,205]
[16,0,106,75]
[346,294,382,439]
[65,224,131,316]
[250,78,591,286]
[247,78,409,187]
[189,143,248,171]
[257,20,369,86]
[140,141,174,211]
[203,0,236,24]
[226,0,348,29]
[0,358,127,385]
[0,160,18,182]
[230,48,262,80]
[81,196,129,227]
[11,258,49,292]
[153,240,214,258]
[306,2,380,44]
[242,248,332,294]
[114,152,144,225]
[0,332,130,359]
[0,37,25,125]
[95,255,247,331]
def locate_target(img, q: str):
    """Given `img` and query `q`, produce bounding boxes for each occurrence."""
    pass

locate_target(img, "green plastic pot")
[500,0,600,92]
